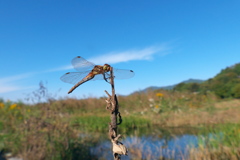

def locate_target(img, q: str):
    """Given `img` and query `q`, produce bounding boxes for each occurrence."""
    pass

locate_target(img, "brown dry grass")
[159,99,240,127]
[2,87,240,159]
[118,90,240,127]
[189,146,240,160]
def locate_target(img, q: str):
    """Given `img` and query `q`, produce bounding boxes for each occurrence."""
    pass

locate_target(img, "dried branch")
[104,67,128,160]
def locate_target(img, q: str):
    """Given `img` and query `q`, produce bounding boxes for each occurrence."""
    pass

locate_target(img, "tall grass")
[73,115,150,133]
[189,123,240,160]
[1,86,240,159]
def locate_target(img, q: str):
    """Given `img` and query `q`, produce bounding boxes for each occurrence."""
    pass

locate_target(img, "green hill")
[135,79,204,94]
[204,63,240,98]
[174,63,240,98]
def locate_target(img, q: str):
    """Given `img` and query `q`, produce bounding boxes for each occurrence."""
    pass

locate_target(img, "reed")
[189,124,240,160]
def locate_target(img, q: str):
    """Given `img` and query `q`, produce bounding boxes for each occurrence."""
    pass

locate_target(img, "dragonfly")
[60,56,135,94]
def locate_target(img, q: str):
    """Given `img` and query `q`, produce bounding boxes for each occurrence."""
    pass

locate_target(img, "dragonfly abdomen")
[68,75,95,94]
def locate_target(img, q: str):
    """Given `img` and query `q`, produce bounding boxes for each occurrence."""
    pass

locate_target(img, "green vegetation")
[174,63,240,99]
[1,89,240,159]
[73,115,150,133]
[1,63,240,159]
[190,123,240,160]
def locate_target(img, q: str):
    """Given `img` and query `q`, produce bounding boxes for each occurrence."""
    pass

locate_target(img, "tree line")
[173,63,240,99]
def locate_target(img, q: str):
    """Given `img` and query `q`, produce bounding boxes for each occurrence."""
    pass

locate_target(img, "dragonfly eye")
[103,64,110,71]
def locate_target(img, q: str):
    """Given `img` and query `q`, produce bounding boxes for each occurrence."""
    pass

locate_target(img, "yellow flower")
[9,104,17,110]
[155,105,159,108]
[156,93,164,97]
[0,103,4,109]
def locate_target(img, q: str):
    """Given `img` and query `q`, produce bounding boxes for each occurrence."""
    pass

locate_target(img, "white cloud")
[0,73,33,83]
[44,65,72,72]
[52,44,169,71]
[89,44,168,64]
[0,86,22,93]
[0,73,34,93]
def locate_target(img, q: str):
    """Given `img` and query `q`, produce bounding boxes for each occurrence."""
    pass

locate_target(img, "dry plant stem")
[105,67,121,160]
[110,68,120,135]
[110,68,119,160]
[105,67,128,159]
[104,68,118,135]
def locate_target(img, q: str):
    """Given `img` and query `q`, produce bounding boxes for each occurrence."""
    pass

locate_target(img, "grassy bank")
[0,90,240,159]
[189,123,240,160]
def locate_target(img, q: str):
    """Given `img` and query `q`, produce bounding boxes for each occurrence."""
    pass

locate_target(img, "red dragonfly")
[60,56,135,94]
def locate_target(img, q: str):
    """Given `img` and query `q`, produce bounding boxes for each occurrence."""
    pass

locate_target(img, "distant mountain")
[135,78,205,93]
[172,63,240,98]
[131,62,240,99]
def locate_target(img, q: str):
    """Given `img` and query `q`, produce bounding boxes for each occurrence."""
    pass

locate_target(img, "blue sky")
[1,0,240,102]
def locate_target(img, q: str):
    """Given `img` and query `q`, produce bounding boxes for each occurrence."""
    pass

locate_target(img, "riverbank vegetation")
[1,90,240,159]
[1,63,240,159]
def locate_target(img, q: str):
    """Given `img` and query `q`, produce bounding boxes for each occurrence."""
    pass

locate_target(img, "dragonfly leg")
[103,73,111,83]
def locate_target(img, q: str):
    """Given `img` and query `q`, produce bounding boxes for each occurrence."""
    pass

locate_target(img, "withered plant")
[104,67,128,160]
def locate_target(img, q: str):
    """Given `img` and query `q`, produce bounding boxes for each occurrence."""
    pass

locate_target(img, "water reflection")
[90,128,199,160]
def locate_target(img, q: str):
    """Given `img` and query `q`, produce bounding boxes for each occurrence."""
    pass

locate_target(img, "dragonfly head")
[103,64,111,72]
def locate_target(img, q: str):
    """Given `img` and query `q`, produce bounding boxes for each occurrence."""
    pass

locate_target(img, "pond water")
[90,127,201,160]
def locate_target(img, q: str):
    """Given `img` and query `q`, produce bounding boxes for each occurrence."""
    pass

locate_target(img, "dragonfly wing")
[112,68,135,79]
[91,73,107,80]
[81,72,110,81]
[60,71,90,85]
[72,56,95,72]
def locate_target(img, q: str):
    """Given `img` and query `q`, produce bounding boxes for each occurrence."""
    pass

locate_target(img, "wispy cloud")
[0,86,22,94]
[0,44,170,95]
[52,44,169,71]
[89,44,168,64]
[44,65,72,72]
[0,73,33,83]
[0,73,34,93]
